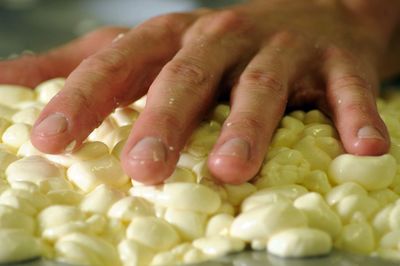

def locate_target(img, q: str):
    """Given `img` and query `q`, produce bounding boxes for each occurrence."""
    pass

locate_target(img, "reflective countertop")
[8,250,400,266]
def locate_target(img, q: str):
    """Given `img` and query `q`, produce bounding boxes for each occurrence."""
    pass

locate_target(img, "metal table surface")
[1,1,400,266]
[6,250,400,266]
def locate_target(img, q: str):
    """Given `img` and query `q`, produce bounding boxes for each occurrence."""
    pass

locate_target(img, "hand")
[1,0,399,184]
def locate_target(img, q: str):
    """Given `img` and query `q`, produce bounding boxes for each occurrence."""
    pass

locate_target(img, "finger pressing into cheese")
[30,18,193,154]
[322,47,389,155]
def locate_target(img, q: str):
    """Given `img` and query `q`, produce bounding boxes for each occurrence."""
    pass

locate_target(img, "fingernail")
[216,138,250,160]
[357,126,384,140]
[35,113,68,137]
[129,137,167,162]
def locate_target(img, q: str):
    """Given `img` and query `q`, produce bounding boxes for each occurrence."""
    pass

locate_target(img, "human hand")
[1,0,399,184]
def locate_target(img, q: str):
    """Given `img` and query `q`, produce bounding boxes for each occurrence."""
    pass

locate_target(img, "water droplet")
[112,33,125,44]
[152,151,162,162]
[168,98,176,105]
[21,50,35,56]
[113,97,121,107]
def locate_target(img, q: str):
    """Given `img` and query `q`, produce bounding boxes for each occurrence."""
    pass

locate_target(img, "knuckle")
[164,59,210,87]
[142,13,189,37]
[199,9,250,35]
[146,107,184,134]
[73,90,92,111]
[147,13,182,28]
[240,70,286,99]
[137,14,190,47]
[269,30,303,47]
[226,114,265,136]
[71,90,103,125]
[83,48,130,79]
[330,74,369,91]
[323,45,355,63]
[342,101,368,115]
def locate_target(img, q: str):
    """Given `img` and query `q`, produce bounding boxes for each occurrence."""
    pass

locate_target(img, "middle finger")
[121,10,253,184]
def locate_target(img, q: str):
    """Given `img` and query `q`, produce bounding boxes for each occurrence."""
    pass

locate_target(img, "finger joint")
[225,114,265,139]
[240,70,286,100]
[164,59,211,88]
[330,74,370,92]
[198,9,251,36]
[82,48,131,81]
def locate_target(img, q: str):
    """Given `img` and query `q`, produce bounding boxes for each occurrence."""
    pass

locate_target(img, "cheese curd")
[267,228,332,257]
[67,155,129,192]
[2,123,31,150]
[0,85,35,108]
[230,202,308,241]
[126,216,180,251]
[1,79,400,265]
[0,229,42,262]
[329,154,397,190]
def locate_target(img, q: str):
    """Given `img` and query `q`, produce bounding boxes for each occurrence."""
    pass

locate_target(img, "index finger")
[30,14,196,154]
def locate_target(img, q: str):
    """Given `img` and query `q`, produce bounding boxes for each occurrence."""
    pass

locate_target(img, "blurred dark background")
[0,0,398,84]
[0,0,241,57]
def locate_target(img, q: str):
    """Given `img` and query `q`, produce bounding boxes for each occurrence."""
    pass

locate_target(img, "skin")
[1,0,399,184]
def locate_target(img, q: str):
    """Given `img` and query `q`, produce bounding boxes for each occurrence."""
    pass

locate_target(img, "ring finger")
[208,31,313,184]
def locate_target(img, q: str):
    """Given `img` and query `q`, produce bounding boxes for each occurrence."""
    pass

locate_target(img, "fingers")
[322,46,390,155]
[31,14,195,154]
[208,32,311,184]
[121,10,251,184]
[0,27,128,88]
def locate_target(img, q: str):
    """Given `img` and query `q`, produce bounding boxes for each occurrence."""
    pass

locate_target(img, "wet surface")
[6,250,400,266]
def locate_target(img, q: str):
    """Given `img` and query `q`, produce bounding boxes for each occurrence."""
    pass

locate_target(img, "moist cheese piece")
[0,79,400,265]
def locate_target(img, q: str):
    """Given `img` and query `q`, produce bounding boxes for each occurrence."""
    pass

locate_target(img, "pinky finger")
[322,47,390,155]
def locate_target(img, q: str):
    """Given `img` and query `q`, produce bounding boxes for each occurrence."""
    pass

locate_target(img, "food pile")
[0,78,400,265]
